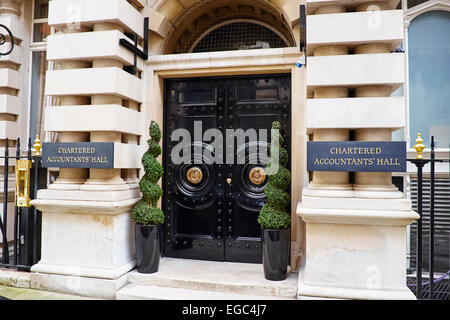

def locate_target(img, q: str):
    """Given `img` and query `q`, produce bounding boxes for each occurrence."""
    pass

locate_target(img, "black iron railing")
[0,138,45,271]
[408,135,450,300]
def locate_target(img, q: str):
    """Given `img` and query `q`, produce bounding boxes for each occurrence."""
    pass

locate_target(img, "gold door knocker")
[249,167,266,185]
[186,167,203,185]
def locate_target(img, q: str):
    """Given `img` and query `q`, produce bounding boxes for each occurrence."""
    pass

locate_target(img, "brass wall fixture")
[249,167,266,185]
[186,167,203,185]
[15,159,32,207]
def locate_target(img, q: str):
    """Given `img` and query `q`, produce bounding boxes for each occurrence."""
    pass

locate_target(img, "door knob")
[226,178,232,184]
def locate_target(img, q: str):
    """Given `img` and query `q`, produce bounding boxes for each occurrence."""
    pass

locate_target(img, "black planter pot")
[135,224,161,274]
[262,227,290,281]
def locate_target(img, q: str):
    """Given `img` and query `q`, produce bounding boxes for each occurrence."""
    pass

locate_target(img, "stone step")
[116,283,293,300]
[122,257,298,300]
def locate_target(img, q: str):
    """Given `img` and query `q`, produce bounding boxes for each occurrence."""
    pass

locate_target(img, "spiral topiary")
[257,121,291,229]
[132,121,164,225]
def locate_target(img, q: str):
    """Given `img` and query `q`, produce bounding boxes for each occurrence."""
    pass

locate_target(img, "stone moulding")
[30,198,140,216]
[48,0,144,38]
[307,53,405,89]
[297,205,420,226]
[306,97,406,130]
[305,0,401,14]
[45,67,144,103]
[147,47,301,71]
[44,105,144,136]
[306,9,404,55]
[0,68,19,89]
[47,30,145,71]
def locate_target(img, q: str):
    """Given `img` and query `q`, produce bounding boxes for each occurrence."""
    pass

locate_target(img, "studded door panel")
[163,75,291,263]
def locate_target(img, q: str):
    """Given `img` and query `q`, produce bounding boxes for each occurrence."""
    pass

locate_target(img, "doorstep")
[116,257,298,300]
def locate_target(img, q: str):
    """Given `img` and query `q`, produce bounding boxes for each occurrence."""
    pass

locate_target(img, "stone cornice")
[148,47,301,72]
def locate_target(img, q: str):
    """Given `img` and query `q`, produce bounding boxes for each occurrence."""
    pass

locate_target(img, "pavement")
[0,285,98,300]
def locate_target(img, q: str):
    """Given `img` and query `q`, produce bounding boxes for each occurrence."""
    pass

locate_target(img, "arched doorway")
[144,0,304,265]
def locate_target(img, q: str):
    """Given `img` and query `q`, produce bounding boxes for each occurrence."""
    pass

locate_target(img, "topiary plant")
[132,121,164,225]
[257,121,291,229]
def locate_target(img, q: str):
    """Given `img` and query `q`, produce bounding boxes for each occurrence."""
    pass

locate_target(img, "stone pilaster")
[49,27,91,190]
[352,4,403,199]
[298,0,418,300]
[303,5,353,198]
[30,0,146,299]
[80,22,128,191]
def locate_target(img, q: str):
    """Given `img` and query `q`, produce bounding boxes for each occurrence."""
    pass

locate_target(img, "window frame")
[405,2,450,152]
[27,0,54,142]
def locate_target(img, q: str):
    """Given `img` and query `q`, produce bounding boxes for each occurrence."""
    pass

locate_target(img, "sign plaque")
[307,141,407,172]
[42,142,114,169]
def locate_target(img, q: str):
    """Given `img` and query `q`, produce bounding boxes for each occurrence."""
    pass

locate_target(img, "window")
[406,8,450,278]
[32,0,50,43]
[408,10,450,148]
[29,0,51,141]
[29,51,47,141]
[191,21,288,53]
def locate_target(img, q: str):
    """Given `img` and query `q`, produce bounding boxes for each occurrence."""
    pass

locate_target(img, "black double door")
[163,74,291,263]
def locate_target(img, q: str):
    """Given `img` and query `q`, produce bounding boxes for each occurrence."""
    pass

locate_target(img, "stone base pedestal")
[297,270,415,300]
[297,199,418,300]
[29,192,139,299]
[30,272,128,300]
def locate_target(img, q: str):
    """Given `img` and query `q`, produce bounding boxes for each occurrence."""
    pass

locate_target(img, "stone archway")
[145,0,301,55]
[161,0,296,53]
